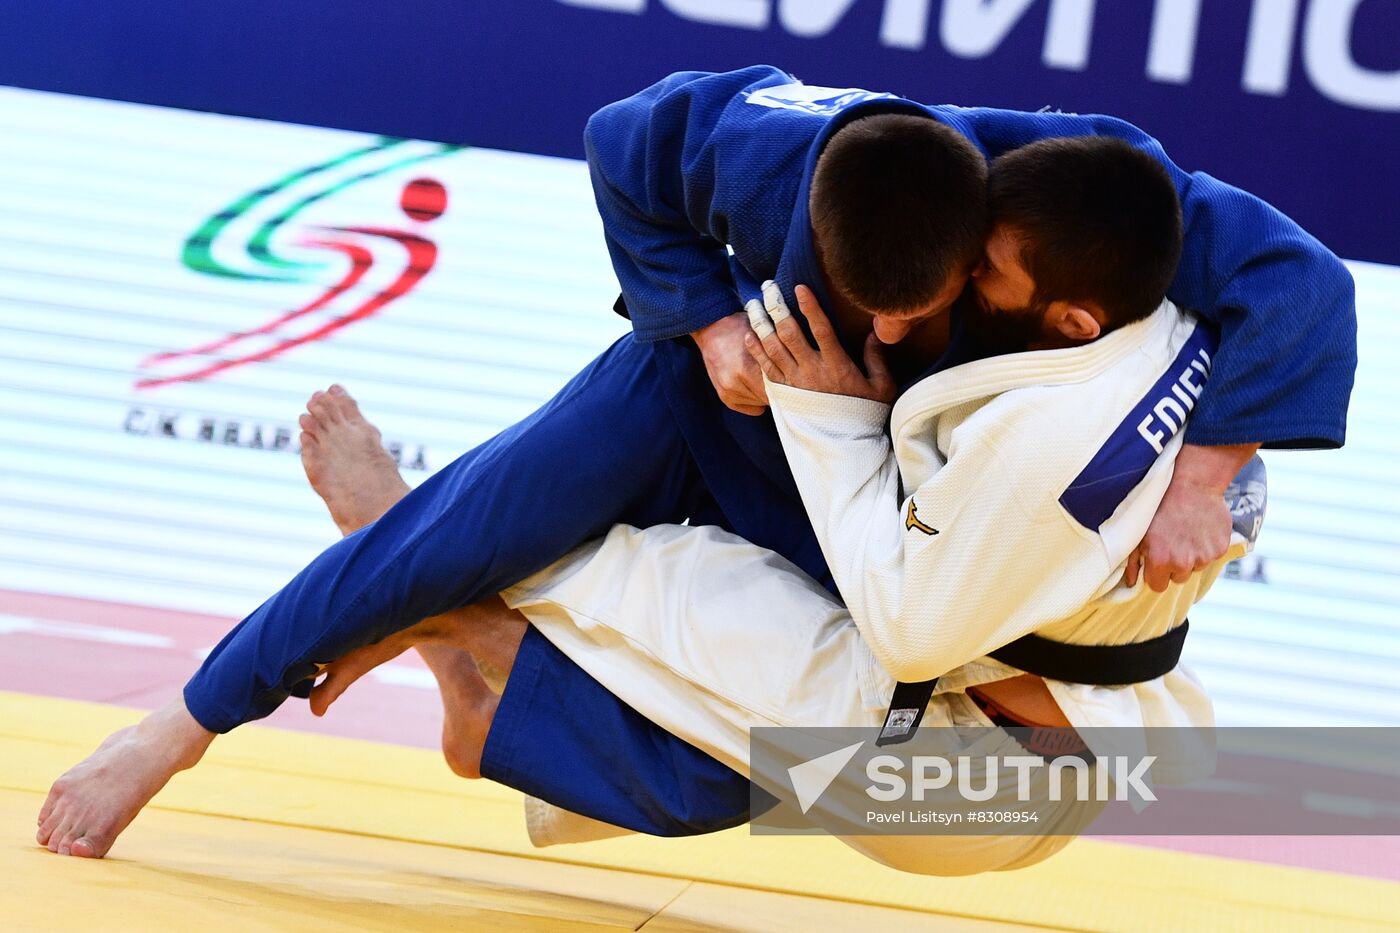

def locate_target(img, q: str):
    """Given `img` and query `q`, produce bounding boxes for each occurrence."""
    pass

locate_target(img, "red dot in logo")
[400,178,447,222]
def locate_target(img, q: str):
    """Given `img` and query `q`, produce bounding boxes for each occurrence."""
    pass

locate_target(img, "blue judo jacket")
[585,65,1358,451]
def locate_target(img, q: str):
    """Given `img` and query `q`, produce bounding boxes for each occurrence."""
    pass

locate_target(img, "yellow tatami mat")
[1,692,1395,932]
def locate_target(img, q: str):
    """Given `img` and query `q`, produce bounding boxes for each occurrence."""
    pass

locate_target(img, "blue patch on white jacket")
[1060,324,1220,531]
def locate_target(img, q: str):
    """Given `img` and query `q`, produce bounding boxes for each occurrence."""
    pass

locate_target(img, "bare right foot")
[299,384,409,535]
[36,699,213,858]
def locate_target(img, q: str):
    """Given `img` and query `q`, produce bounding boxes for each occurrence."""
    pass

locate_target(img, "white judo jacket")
[766,300,1241,734]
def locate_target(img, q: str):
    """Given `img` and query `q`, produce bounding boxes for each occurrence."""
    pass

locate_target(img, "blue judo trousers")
[183,66,1357,836]
[185,334,819,834]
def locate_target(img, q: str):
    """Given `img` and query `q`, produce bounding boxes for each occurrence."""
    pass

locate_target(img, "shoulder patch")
[745,83,896,116]
[1059,324,1220,531]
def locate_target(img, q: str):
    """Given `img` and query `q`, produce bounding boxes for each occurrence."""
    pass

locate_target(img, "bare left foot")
[417,644,499,778]
[310,604,524,779]
[307,617,491,776]
[299,384,409,535]
[36,700,213,858]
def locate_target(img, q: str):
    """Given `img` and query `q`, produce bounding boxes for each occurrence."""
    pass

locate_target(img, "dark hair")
[810,114,988,313]
[988,136,1183,328]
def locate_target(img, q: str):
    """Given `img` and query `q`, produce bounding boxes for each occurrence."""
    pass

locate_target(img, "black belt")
[875,621,1190,746]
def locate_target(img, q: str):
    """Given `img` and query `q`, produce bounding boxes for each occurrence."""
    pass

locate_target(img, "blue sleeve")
[953,109,1358,449]
[584,66,796,343]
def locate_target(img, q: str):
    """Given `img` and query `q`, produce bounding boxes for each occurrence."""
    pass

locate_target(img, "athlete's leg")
[299,386,503,775]
[308,596,760,838]
[482,626,759,835]
[501,523,888,763]
[182,335,705,735]
[308,523,883,833]
[36,337,712,857]
[321,535,1090,874]
[292,389,762,833]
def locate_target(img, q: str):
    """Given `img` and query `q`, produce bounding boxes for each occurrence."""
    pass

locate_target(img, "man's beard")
[963,294,1049,357]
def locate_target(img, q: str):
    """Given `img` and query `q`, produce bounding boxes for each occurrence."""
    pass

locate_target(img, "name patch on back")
[1060,324,1219,531]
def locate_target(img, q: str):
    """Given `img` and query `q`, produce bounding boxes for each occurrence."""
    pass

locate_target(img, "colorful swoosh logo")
[138,137,463,389]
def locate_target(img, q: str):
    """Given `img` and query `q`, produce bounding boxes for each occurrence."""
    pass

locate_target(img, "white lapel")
[891,302,1179,454]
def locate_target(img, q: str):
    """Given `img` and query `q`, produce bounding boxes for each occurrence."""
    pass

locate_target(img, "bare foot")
[36,699,213,858]
[306,618,496,777]
[417,644,499,779]
[420,600,523,777]
[300,384,409,535]
[310,607,521,779]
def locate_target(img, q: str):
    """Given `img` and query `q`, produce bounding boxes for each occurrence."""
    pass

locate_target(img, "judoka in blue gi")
[37,66,1355,862]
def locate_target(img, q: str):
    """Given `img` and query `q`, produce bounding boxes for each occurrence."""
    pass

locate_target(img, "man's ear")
[1049,303,1102,343]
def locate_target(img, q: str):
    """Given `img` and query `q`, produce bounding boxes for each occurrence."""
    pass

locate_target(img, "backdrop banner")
[0,0,1396,264]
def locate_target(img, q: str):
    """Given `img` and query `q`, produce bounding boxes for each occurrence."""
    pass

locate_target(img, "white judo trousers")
[503,523,1095,875]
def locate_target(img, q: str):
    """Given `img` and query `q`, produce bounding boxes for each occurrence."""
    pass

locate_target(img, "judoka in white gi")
[311,137,1262,874]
